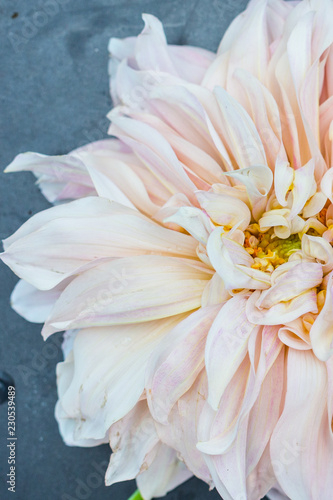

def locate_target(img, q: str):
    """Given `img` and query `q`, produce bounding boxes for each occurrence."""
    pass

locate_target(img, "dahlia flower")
[2,0,333,499]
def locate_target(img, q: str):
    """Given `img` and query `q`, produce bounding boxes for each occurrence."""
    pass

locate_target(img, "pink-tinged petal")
[167,44,215,84]
[75,141,166,215]
[255,262,323,308]
[214,87,267,169]
[125,109,227,186]
[200,327,284,500]
[201,51,228,91]
[208,0,269,87]
[125,14,214,85]
[278,318,312,350]
[205,294,259,410]
[196,191,251,231]
[10,279,64,323]
[202,324,283,452]
[177,371,213,484]
[201,272,230,307]
[1,197,197,290]
[57,317,184,440]
[135,15,177,75]
[156,371,212,485]
[136,443,193,500]
[270,349,329,500]
[233,69,288,171]
[326,356,333,432]
[105,401,159,485]
[135,14,196,78]
[246,348,284,475]
[203,417,249,500]
[146,305,220,424]
[247,445,277,500]
[299,59,322,150]
[42,256,211,337]
[207,228,271,291]
[286,10,313,97]
[109,115,197,201]
[141,84,221,161]
[246,288,318,325]
[86,163,135,208]
[310,272,333,361]
[5,150,95,203]
[268,57,303,170]
[80,138,171,209]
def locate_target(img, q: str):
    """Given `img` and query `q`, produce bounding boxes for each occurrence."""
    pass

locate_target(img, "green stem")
[128,489,144,500]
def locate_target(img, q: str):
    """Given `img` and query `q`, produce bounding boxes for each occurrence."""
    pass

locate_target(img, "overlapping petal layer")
[2,1,333,499]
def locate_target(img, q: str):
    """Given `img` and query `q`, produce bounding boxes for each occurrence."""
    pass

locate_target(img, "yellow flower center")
[244,227,301,272]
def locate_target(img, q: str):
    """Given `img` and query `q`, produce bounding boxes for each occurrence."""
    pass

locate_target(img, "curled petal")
[302,191,327,218]
[274,160,294,208]
[4,149,95,203]
[278,318,312,350]
[165,206,214,245]
[302,233,333,274]
[290,159,316,218]
[256,262,323,308]
[207,228,271,291]
[246,289,318,325]
[310,272,333,361]
[223,164,273,220]
[196,191,251,231]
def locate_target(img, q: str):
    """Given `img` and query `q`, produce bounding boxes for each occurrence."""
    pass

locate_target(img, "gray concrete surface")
[0,1,266,499]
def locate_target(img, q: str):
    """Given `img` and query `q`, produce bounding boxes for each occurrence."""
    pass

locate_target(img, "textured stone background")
[0,1,268,499]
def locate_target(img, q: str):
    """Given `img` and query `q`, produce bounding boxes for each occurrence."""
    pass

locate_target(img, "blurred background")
[0,1,251,499]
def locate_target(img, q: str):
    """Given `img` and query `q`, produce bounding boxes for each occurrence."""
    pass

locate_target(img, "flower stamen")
[244,229,301,272]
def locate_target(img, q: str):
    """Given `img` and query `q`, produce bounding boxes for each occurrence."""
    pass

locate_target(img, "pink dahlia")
[2,0,333,499]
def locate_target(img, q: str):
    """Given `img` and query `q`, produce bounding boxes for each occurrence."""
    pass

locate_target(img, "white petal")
[105,400,159,485]
[58,317,183,440]
[136,443,192,500]
[10,279,63,323]
[207,228,271,291]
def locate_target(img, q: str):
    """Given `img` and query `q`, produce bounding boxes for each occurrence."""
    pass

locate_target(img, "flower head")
[2,1,333,499]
